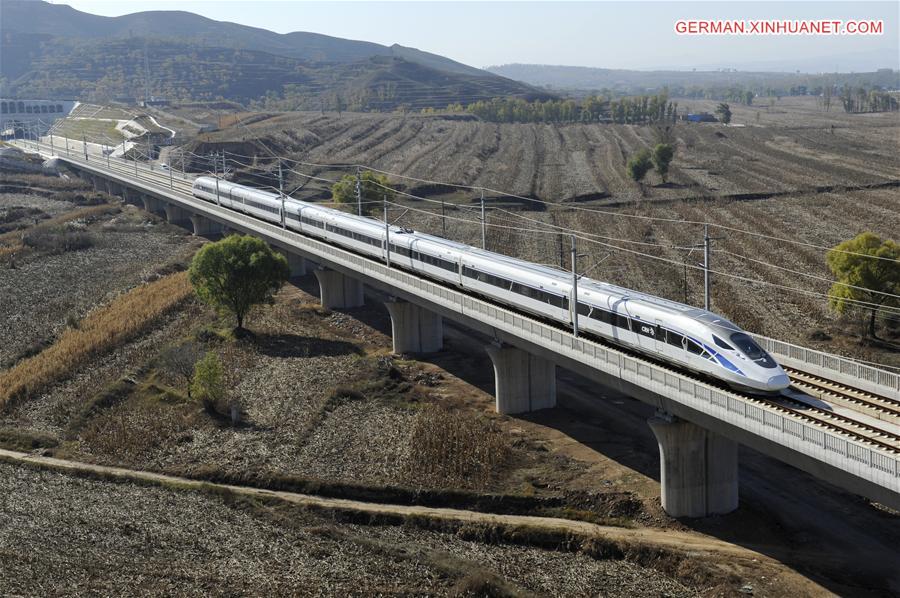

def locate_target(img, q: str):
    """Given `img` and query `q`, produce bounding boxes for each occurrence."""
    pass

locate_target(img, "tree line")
[430,94,679,125]
[839,86,899,114]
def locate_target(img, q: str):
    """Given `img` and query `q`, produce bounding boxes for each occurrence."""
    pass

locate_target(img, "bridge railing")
[255,220,900,492]
[42,154,900,497]
[754,334,899,397]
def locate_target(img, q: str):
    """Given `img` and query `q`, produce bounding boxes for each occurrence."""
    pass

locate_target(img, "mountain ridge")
[1,0,549,107]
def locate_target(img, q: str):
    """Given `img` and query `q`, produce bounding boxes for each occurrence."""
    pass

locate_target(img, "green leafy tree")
[715,103,732,124]
[191,352,225,413]
[626,149,653,183]
[188,235,289,332]
[651,143,675,183]
[331,170,396,216]
[826,233,900,340]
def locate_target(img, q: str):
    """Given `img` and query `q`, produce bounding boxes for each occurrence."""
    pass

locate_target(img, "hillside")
[182,97,900,362]
[487,63,900,95]
[0,0,548,108]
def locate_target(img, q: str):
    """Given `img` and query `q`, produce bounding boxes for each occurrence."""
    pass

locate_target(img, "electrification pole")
[355,166,362,216]
[703,224,711,311]
[480,189,486,249]
[213,152,221,206]
[82,134,88,160]
[384,194,390,268]
[278,161,285,228]
[65,135,69,156]
[49,129,54,155]
[441,198,446,237]
[571,235,579,338]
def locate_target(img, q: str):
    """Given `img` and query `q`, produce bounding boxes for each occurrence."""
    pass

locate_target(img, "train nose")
[767,373,790,391]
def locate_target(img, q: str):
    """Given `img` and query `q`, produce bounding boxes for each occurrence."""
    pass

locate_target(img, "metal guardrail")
[755,335,899,398]
[26,148,900,498]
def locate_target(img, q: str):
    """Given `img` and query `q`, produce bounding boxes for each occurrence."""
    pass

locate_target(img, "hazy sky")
[51,1,899,71]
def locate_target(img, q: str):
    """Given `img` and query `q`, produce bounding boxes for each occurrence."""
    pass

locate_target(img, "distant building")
[0,99,77,136]
[1,99,75,118]
[140,97,171,107]
[682,112,718,123]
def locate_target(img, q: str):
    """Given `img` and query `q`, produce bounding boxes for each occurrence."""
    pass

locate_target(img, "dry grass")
[0,271,193,410]
[404,403,513,491]
[81,402,194,464]
[0,203,118,245]
[0,203,120,263]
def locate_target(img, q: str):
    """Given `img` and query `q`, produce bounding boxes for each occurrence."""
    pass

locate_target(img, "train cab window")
[712,335,733,351]
[730,332,778,368]
[685,338,704,355]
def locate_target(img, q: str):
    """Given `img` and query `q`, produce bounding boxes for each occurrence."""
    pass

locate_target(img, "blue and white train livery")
[192,176,790,394]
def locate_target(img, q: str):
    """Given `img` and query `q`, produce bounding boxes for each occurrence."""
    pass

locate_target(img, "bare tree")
[160,342,202,397]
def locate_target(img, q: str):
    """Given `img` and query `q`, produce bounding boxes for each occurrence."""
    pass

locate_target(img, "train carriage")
[191,176,789,393]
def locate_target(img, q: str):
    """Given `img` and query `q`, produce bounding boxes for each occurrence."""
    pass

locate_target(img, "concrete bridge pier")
[164,204,191,226]
[276,248,307,277]
[648,413,739,518]
[384,298,443,354]
[142,196,166,217]
[190,214,223,236]
[485,342,556,414]
[121,187,137,206]
[313,267,364,309]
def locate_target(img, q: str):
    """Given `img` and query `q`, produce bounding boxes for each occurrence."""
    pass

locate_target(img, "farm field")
[0,462,705,597]
[187,96,899,204]
[1,168,898,595]
[186,96,900,366]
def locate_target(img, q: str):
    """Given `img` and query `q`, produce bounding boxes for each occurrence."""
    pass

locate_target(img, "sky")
[50,1,899,71]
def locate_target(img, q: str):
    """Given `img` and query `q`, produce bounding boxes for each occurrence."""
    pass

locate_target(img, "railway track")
[23,141,900,457]
[759,393,900,453]
[785,367,900,423]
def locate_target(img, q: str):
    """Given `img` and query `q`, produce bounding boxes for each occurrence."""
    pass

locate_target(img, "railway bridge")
[14,139,900,517]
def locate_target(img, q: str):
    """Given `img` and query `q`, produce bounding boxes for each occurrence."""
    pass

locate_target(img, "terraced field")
[186,96,899,364]
[187,96,899,206]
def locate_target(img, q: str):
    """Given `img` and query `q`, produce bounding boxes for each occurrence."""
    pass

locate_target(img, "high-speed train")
[192,176,790,394]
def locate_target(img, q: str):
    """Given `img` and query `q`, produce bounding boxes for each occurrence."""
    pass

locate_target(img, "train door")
[633,317,657,352]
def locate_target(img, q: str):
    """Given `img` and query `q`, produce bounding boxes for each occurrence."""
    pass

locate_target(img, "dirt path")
[0,447,794,563]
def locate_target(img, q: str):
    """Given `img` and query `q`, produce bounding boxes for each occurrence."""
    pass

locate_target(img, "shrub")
[331,170,395,215]
[22,227,94,254]
[651,143,675,183]
[191,352,226,413]
[626,149,653,183]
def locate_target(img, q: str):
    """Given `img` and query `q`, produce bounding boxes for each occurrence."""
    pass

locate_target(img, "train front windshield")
[730,333,777,368]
